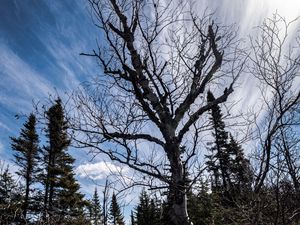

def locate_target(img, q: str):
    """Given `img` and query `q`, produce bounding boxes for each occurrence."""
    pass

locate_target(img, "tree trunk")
[23,176,30,220]
[166,142,193,225]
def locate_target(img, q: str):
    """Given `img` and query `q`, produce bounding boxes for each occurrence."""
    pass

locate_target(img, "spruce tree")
[206,91,253,224]
[227,135,253,195]
[206,91,253,201]
[206,91,232,193]
[56,166,87,223]
[109,193,125,225]
[11,113,40,220]
[187,180,212,225]
[136,190,150,225]
[0,165,23,223]
[131,211,135,225]
[135,190,160,225]
[42,98,70,217]
[89,188,103,225]
[42,98,86,222]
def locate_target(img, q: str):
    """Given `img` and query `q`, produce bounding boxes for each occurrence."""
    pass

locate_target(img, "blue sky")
[0,0,97,160]
[1,0,300,221]
[0,0,108,203]
[0,0,138,218]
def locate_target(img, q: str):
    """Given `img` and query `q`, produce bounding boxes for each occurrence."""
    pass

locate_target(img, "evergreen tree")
[206,91,232,194]
[206,91,253,202]
[227,135,253,195]
[187,180,212,225]
[42,98,86,223]
[42,98,69,217]
[205,92,254,224]
[56,167,87,223]
[109,193,125,225]
[135,190,150,225]
[89,188,103,225]
[135,190,160,225]
[10,113,40,220]
[160,200,173,225]
[0,165,23,223]
[131,210,135,225]
[0,165,15,210]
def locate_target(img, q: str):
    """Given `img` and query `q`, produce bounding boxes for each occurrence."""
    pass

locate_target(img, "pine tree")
[135,190,149,225]
[11,113,40,220]
[109,193,125,225]
[0,165,15,210]
[89,188,103,225]
[56,167,87,223]
[160,200,172,225]
[42,98,86,223]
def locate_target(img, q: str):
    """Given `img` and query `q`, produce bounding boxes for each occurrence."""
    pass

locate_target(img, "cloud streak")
[0,43,55,112]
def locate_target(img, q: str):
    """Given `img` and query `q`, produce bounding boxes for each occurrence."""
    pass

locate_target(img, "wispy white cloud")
[209,0,300,113]
[0,121,11,132]
[0,43,55,112]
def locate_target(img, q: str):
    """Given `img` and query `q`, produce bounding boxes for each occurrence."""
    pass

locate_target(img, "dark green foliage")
[10,113,40,220]
[187,181,213,225]
[1,100,90,224]
[109,193,125,225]
[131,210,135,225]
[0,165,23,224]
[250,183,300,225]
[204,91,256,224]
[42,98,87,223]
[227,134,253,196]
[135,190,160,225]
[42,98,70,214]
[160,200,173,225]
[206,91,232,194]
[55,170,87,222]
[89,188,103,225]
[206,91,252,201]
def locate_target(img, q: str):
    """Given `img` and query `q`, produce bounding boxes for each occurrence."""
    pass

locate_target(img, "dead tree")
[249,13,300,194]
[73,1,244,224]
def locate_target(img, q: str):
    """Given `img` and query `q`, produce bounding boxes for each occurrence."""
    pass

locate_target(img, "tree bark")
[166,142,192,225]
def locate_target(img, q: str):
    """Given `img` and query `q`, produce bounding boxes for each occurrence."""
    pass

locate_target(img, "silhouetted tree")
[187,180,212,225]
[206,91,232,195]
[11,113,40,220]
[135,190,160,225]
[227,134,252,195]
[131,210,135,225]
[89,188,103,225]
[74,1,243,224]
[109,193,124,225]
[0,164,23,224]
[42,98,86,223]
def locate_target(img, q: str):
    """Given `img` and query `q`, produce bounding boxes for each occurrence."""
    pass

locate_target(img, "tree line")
[1,99,122,224]
[1,98,85,224]
[1,0,300,224]
[2,91,299,224]
[73,1,300,225]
